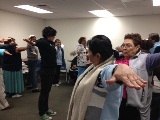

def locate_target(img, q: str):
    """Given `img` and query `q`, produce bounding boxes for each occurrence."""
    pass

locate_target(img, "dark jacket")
[0,44,12,68]
[35,38,56,75]
[153,46,160,80]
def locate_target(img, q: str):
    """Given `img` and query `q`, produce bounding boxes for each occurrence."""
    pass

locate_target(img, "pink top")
[115,58,130,99]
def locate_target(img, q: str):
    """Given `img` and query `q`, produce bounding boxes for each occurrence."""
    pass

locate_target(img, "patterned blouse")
[77,44,87,67]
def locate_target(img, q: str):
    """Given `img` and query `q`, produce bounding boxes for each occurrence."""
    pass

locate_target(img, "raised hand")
[23,39,35,45]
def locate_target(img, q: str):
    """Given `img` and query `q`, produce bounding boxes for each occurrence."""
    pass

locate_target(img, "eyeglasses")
[121,44,133,49]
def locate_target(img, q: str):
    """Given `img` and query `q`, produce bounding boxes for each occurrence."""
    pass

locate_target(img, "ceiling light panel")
[153,0,160,6]
[89,10,114,17]
[14,5,53,13]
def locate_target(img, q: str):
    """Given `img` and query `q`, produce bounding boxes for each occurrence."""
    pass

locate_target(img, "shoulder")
[101,64,117,78]
[36,38,47,46]
[155,46,160,53]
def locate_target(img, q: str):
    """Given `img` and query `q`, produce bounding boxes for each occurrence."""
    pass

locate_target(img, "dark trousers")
[118,98,140,120]
[38,74,54,116]
[27,60,38,89]
[150,93,160,120]
[69,70,78,81]
[53,65,61,84]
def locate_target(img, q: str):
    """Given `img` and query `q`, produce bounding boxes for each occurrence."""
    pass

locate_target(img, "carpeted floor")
[0,77,74,120]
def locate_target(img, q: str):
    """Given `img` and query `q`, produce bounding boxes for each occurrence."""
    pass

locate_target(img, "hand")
[0,38,11,42]
[23,39,35,45]
[70,50,77,56]
[72,65,77,69]
[4,51,12,55]
[10,42,17,46]
[115,46,123,52]
[106,64,147,90]
[31,52,37,56]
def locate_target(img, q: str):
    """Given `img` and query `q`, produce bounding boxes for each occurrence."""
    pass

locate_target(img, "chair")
[60,60,68,81]
[67,56,78,83]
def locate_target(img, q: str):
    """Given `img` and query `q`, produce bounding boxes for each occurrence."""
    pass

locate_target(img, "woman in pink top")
[116,33,157,120]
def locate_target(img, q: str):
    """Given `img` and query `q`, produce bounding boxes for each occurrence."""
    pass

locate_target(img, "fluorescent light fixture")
[14,5,53,13]
[153,0,160,6]
[89,10,114,17]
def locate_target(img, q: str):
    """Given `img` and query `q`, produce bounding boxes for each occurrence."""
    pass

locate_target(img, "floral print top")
[77,44,87,67]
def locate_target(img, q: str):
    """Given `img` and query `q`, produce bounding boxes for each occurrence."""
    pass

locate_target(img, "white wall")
[0,10,44,58]
[1,10,160,68]
[44,15,160,68]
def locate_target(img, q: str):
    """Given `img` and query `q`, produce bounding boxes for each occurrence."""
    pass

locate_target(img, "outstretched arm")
[106,64,147,90]
[4,51,12,55]
[0,49,12,56]
[23,39,36,46]
[16,47,27,53]
[0,38,12,43]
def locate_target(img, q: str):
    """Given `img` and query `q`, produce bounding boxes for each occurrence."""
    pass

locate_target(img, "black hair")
[141,39,154,52]
[88,35,118,62]
[149,33,159,42]
[42,26,57,38]
[4,37,14,44]
[78,37,86,44]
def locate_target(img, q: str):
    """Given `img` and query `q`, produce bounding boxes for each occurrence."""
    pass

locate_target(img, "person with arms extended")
[116,33,160,120]
[67,35,147,120]
[3,37,27,98]
[26,35,40,92]
[0,38,14,110]
[24,26,57,120]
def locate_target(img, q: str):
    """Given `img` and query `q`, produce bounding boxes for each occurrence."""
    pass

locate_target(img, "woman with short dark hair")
[67,35,146,120]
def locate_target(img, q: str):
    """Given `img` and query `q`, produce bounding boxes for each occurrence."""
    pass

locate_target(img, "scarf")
[67,55,115,120]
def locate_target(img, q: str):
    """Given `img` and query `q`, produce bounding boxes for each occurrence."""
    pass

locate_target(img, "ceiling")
[0,0,159,20]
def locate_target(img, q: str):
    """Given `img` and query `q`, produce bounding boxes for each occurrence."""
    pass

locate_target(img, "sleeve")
[0,44,10,49]
[146,53,160,70]
[77,44,83,53]
[154,46,160,53]
[101,64,121,92]
[0,49,5,56]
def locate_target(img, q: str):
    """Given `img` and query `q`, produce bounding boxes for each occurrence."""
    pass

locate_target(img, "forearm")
[16,47,27,53]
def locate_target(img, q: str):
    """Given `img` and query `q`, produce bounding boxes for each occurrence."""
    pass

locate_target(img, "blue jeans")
[27,60,38,89]
[77,67,87,78]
